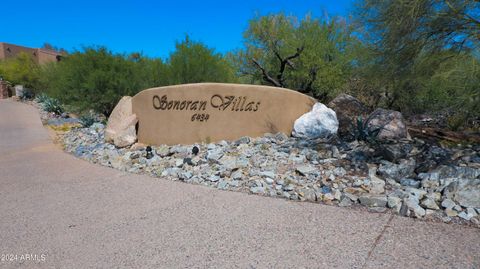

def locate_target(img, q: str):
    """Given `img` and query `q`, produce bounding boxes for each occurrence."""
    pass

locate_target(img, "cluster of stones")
[62,122,480,226]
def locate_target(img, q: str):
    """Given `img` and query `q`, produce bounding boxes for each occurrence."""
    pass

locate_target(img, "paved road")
[0,99,478,269]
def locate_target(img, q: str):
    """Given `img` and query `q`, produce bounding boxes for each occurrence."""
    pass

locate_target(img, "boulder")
[366,108,408,141]
[292,103,338,139]
[112,115,138,148]
[105,96,138,147]
[328,94,369,137]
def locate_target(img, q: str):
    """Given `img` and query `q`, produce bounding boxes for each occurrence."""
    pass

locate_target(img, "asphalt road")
[0,99,479,269]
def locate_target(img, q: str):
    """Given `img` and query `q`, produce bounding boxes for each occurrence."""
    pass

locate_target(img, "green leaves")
[235,13,358,101]
[0,52,41,89]
[167,36,237,85]
[40,38,236,116]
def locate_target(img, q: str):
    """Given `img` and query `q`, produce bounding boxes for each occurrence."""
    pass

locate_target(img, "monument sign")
[132,83,315,145]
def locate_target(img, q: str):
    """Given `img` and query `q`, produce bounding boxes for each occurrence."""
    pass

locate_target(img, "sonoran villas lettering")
[152,94,261,122]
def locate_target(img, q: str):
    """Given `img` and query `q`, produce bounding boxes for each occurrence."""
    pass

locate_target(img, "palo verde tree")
[42,47,167,116]
[233,13,359,101]
[166,35,237,85]
[354,0,480,114]
[0,52,41,90]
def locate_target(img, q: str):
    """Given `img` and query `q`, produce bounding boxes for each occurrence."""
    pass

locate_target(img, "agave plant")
[352,116,381,143]
[79,112,97,128]
[41,96,64,115]
[35,93,49,104]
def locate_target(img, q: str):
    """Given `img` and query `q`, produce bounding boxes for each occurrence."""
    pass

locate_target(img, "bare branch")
[251,58,282,87]
[274,46,305,87]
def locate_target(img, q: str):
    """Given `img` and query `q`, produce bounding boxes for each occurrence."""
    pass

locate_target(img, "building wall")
[0,42,37,61]
[0,42,61,64]
[36,49,61,65]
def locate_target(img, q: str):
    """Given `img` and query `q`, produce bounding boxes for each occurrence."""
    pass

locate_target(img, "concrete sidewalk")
[0,99,478,269]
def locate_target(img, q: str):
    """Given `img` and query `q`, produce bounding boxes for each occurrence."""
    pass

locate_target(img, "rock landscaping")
[29,96,480,227]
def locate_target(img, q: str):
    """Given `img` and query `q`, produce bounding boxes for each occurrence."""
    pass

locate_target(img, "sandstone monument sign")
[129,83,315,145]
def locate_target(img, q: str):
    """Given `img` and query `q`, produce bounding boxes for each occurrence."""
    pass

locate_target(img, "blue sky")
[3,0,355,58]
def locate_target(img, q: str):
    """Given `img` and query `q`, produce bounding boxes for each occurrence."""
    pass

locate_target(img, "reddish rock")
[366,108,409,141]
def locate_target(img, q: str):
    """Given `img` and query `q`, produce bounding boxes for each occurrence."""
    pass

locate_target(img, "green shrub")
[42,47,163,116]
[167,36,237,85]
[0,52,41,90]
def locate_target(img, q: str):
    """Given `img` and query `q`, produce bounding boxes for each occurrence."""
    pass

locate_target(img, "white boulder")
[292,103,338,139]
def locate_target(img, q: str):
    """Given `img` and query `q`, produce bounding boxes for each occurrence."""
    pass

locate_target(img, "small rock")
[339,197,353,207]
[206,149,223,162]
[130,152,140,159]
[283,184,295,191]
[458,211,471,221]
[296,165,316,176]
[235,136,251,145]
[217,181,229,190]
[368,165,385,194]
[369,207,388,213]
[404,197,426,218]
[387,196,402,213]
[231,170,243,180]
[421,198,439,210]
[378,159,416,181]
[333,167,347,177]
[441,199,456,209]
[344,192,358,202]
[400,178,421,188]
[175,158,184,168]
[445,208,458,217]
[404,187,427,200]
[264,178,274,185]
[259,171,275,178]
[302,189,317,202]
[378,144,410,162]
[155,146,170,157]
[359,195,387,207]
[183,157,194,166]
[250,186,265,194]
[274,132,289,141]
[208,175,220,182]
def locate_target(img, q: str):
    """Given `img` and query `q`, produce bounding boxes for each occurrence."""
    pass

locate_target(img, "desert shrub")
[42,47,162,116]
[0,52,41,91]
